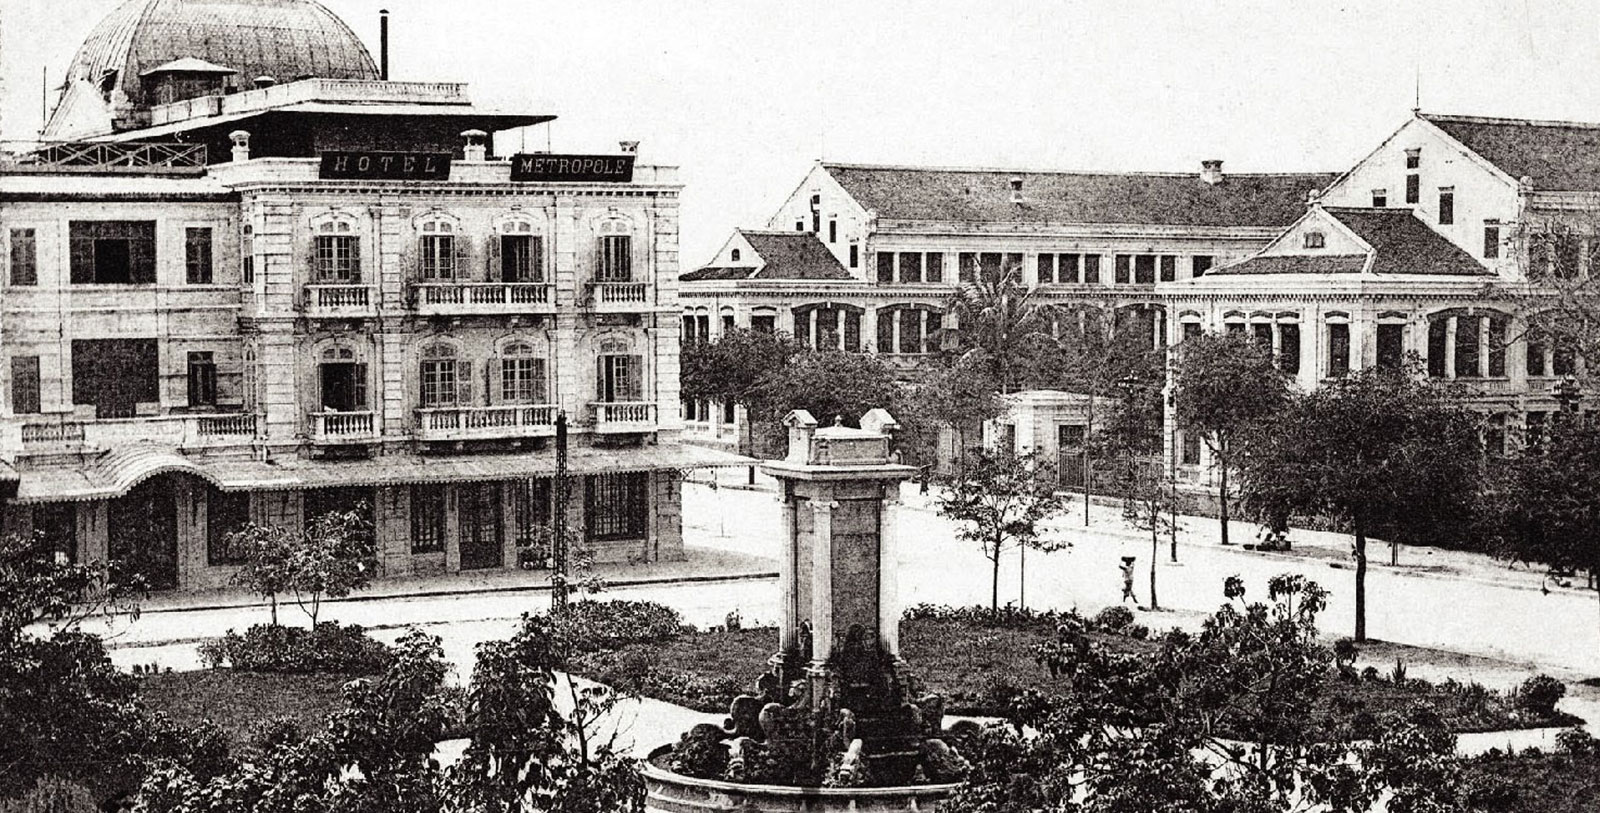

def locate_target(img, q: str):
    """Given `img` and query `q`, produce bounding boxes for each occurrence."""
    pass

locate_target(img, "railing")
[303,284,375,314]
[592,401,657,431]
[1,140,207,171]
[412,282,555,313]
[19,414,258,449]
[150,78,470,126]
[415,404,558,440]
[589,282,649,306]
[309,410,377,443]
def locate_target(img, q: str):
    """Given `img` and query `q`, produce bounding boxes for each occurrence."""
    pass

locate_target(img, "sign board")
[319,151,452,181]
[510,153,635,183]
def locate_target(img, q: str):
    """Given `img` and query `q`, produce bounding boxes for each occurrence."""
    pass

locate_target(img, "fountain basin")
[643,746,963,813]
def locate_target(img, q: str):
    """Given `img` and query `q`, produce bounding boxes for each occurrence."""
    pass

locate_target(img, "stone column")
[835,307,846,351]
[809,500,837,665]
[1480,317,1492,378]
[891,311,902,356]
[864,305,879,354]
[1445,316,1458,379]
[777,491,798,654]
[878,493,900,659]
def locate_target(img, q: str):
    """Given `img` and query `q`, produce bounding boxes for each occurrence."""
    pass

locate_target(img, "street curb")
[132,570,780,617]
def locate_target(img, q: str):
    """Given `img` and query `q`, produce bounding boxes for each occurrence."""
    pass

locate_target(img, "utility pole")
[551,411,570,613]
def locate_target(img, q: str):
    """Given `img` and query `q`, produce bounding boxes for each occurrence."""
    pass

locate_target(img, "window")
[1278,323,1301,375]
[1326,323,1350,377]
[501,234,544,282]
[1454,315,1480,378]
[899,309,922,354]
[926,253,943,283]
[876,253,894,283]
[459,483,503,568]
[513,479,552,547]
[420,344,469,408]
[9,229,36,286]
[206,488,251,566]
[1058,253,1081,283]
[70,221,156,284]
[751,313,776,333]
[1526,411,1548,451]
[419,221,456,281]
[1114,254,1131,284]
[1252,323,1273,348]
[795,220,804,232]
[1427,319,1448,378]
[811,210,821,234]
[34,503,76,563]
[730,248,741,262]
[586,472,648,541]
[1037,254,1055,285]
[1133,254,1156,284]
[828,221,837,243]
[313,222,360,282]
[1481,222,1501,259]
[500,343,547,404]
[242,225,255,284]
[899,252,923,283]
[848,245,859,268]
[1192,255,1213,278]
[1553,341,1577,376]
[1159,255,1176,282]
[1488,317,1507,377]
[722,400,736,424]
[1058,425,1085,449]
[1484,413,1507,459]
[410,484,447,554]
[187,351,218,407]
[72,339,158,418]
[318,346,367,411]
[1181,321,1202,342]
[11,356,40,414]
[1303,231,1326,249]
[1181,432,1202,465]
[1438,188,1455,225]
[957,252,977,283]
[1225,321,1246,337]
[1405,149,1421,170]
[1083,254,1101,283]
[1405,173,1419,204]
[1372,189,1387,208]
[1377,323,1405,370]
[597,230,632,282]
[185,227,213,284]
[597,354,644,402]
[1527,331,1547,377]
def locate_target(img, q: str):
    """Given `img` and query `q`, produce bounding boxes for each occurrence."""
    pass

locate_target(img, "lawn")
[139,670,353,752]
[569,618,1579,735]
[1458,750,1600,812]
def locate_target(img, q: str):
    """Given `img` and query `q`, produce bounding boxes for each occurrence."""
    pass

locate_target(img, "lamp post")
[551,410,569,613]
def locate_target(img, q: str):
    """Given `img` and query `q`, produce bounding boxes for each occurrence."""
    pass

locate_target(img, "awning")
[11,443,754,503]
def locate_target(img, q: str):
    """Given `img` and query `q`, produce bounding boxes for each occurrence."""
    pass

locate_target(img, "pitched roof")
[821,163,1337,227]
[1422,113,1600,192]
[679,266,754,282]
[1211,207,1490,277]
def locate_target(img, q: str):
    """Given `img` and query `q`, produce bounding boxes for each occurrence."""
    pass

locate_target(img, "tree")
[906,354,1006,471]
[1171,331,1292,547]
[747,349,904,455]
[230,507,376,628]
[1118,460,1180,610]
[1236,368,1483,641]
[943,260,1057,395]
[228,523,296,626]
[680,327,799,455]
[935,449,1072,610]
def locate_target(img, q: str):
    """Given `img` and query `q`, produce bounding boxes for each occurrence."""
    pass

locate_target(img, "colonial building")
[0,0,738,592]
[1163,112,1600,484]
[680,160,1337,458]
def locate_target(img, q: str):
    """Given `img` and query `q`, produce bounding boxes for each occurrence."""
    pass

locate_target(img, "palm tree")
[943,260,1058,395]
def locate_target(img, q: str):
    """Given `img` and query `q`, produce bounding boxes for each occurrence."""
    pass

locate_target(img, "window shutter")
[131,224,157,284]
[353,363,369,409]
[531,236,545,283]
[625,355,644,402]
[596,356,608,402]
[533,358,549,403]
[70,233,93,284]
[349,237,363,284]
[306,237,320,284]
[456,359,473,406]
[486,357,498,405]
[453,237,469,282]
[487,235,502,282]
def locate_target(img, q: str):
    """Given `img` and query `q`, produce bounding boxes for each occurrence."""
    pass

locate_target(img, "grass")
[1458,751,1600,812]
[139,670,352,751]
[569,618,1578,735]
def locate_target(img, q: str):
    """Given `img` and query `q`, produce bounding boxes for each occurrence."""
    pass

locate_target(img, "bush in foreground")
[198,622,390,674]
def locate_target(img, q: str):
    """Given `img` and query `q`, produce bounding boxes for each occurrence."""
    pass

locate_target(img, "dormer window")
[1303,231,1326,249]
[1372,188,1387,207]
[730,248,741,262]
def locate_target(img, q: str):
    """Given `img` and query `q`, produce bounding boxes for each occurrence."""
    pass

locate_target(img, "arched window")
[313,219,359,282]
[730,248,741,262]
[497,219,543,283]
[317,344,366,411]
[419,342,469,408]
[498,340,548,404]
[418,219,457,281]
[596,219,633,283]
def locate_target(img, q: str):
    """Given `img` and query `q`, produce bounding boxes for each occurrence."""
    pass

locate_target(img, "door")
[459,482,504,570]
[109,476,179,590]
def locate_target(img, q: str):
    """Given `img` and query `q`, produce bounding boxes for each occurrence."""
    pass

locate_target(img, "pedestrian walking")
[1119,556,1138,605]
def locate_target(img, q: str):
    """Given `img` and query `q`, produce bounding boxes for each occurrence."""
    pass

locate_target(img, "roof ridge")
[1422,112,1600,130]
[821,161,1336,178]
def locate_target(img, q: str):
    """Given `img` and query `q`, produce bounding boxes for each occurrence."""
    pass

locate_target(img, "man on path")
[1120,556,1138,605]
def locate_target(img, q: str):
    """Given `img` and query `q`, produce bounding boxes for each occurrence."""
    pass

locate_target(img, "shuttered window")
[185,227,214,284]
[70,221,155,284]
[598,234,632,282]
[586,472,649,541]
[9,229,37,286]
[410,484,447,554]
[596,354,644,402]
[11,356,40,415]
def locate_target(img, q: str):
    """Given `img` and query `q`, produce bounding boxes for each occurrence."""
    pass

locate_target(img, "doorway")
[109,476,180,590]
[459,482,504,570]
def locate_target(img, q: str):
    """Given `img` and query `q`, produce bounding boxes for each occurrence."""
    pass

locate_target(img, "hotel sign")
[511,153,635,183]
[319,151,453,181]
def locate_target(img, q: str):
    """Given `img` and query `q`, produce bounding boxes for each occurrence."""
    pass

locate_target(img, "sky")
[5,0,1600,265]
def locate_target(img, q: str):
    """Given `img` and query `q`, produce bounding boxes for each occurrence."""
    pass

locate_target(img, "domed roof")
[46,0,378,137]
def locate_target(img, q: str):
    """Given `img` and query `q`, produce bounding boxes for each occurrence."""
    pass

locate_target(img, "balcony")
[411,282,556,316]
[303,284,376,318]
[592,401,657,433]
[586,281,652,312]
[308,411,378,445]
[414,404,557,441]
[19,413,257,451]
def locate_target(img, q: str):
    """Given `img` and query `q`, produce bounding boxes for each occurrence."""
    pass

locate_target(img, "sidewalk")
[135,545,778,615]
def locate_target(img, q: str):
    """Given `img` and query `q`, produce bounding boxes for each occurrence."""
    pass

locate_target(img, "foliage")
[942,261,1057,394]
[229,507,377,627]
[226,523,297,627]
[1513,674,1566,717]
[197,622,391,674]
[935,449,1072,609]
[1118,459,1182,609]
[678,326,798,406]
[0,532,144,643]
[1171,331,1293,546]
[1482,418,1600,577]
[1236,367,1484,640]
[556,599,693,655]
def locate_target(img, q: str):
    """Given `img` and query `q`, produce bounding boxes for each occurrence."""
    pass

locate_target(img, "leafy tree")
[904,354,1006,471]
[230,507,376,628]
[1236,368,1483,641]
[935,449,1072,610]
[228,523,296,626]
[1171,331,1292,547]
[747,349,904,455]
[1118,460,1180,610]
[679,327,799,456]
[943,261,1056,395]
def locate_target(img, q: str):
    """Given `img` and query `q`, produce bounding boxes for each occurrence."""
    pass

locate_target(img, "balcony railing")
[415,404,558,441]
[303,284,376,316]
[1,140,207,172]
[308,410,377,444]
[592,401,657,432]
[19,413,257,450]
[588,282,650,307]
[412,282,555,315]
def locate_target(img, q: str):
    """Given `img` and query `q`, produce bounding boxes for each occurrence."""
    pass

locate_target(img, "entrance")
[109,476,180,590]
[319,362,366,411]
[459,482,504,570]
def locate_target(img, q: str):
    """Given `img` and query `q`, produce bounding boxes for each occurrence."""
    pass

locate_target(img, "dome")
[45,0,379,138]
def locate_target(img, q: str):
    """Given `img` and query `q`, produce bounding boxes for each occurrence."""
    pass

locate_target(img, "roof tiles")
[1424,114,1600,192]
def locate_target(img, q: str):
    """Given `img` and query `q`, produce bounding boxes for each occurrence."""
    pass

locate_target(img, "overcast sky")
[5,0,1600,263]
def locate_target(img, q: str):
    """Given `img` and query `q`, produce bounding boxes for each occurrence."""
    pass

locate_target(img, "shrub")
[1555,726,1597,757]
[201,622,391,674]
[558,599,692,654]
[1515,674,1566,717]
[1092,605,1134,632]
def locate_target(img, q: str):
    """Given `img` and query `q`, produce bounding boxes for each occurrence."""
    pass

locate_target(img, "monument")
[643,410,971,812]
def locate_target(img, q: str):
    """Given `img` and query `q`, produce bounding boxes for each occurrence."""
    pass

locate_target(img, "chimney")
[1306,188,1321,204]
[379,10,390,81]
[229,130,251,162]
[619,140,640,155]
[1009,176,1024,203]
[253,75,276,90]
[1200,159,1224,185]
[462,129,487,161]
